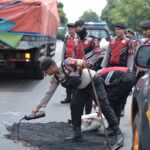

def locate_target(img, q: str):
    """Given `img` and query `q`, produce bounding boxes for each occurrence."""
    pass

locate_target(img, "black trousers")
[84,97,93,114]
[107,72,135,125]
[70,76,118,128]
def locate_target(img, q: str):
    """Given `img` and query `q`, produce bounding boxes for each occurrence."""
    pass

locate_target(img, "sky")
[57,0,107,23]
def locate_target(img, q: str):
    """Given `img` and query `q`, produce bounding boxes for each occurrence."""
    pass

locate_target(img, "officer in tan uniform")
[32,57,123,149]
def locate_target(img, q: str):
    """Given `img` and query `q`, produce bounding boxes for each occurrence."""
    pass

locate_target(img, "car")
[131,45,150,150]
[85,22,110,41]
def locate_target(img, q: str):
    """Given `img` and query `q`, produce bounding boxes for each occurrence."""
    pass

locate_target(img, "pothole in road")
[5,122,106,150]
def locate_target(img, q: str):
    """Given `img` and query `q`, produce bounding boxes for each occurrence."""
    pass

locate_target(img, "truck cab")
[0,0,59,79]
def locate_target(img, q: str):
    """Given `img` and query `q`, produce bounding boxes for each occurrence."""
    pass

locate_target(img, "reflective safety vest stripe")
[98,67,128,76]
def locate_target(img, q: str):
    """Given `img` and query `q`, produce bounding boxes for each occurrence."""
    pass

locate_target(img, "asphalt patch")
[5,122,106,150]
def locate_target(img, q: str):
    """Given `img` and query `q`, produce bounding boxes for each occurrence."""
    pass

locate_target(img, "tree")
[101,0,117,21]
[57,2,68,25]
[101,0,150,32]
[79,10,100,22]
[101,0,118,30]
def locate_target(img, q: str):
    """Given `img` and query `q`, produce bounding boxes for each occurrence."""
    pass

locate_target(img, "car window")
[136,45,150,67]
[86,28,110,41]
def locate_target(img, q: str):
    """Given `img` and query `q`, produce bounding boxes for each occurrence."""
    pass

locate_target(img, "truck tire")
[24,66,34,79]
[24,65,44,80]
[34,66,44,79]
[132,113,142,150]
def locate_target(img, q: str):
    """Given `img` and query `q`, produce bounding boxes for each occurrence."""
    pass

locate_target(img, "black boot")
[109,132,124,150]
[61,91,72,104]
[67,119,72,124]
[61,97,71,104]
[65,127,83,141]
[104,131,124,150]
[98,126,121,136]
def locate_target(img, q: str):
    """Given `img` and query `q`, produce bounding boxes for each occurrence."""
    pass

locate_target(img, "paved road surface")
[0,41,132,150]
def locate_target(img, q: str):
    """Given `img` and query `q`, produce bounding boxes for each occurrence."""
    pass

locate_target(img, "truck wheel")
[132,113,142,150]
[34,66,44,80]
[24,66,34,79]
[24,66,44,80]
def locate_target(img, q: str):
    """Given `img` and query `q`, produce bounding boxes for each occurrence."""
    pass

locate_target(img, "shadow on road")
[0,71,42,92]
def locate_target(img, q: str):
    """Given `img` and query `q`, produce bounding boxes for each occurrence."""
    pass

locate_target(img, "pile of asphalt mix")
[5,122,106,150]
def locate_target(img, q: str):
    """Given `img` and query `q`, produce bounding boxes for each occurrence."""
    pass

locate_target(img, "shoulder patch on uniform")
[110,38,116,44]
[121,39,126,43]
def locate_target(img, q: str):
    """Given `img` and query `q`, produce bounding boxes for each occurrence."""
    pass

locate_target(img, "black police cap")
[139,20,150,29]
[74,20,85,27]
[127,28,134,35]
[115,22,126,29]
[67,23,75,28]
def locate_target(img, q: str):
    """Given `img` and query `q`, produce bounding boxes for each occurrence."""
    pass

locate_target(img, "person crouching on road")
[97,67,135,128]
[32,57,122,143]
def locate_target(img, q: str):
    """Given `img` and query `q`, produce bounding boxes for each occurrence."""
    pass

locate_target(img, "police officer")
[63,23,77,59]
[101,22,135,117]
[140,20,150,44]
[97,67,135,126]
[74,20,101,67]
[126,28,135,39]
[61,21,101,105]
[101,22,134,71]
[32,57,122,146]
[61,23,77,104]
[119,28,136,116]
[73,20,101,114]
[136,20,150,82]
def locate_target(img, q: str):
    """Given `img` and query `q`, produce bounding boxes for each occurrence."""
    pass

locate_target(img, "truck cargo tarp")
[0,0,60,37]
[0,33,23,47]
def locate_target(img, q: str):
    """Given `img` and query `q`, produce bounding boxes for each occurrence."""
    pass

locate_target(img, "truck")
[0,0,59,79]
